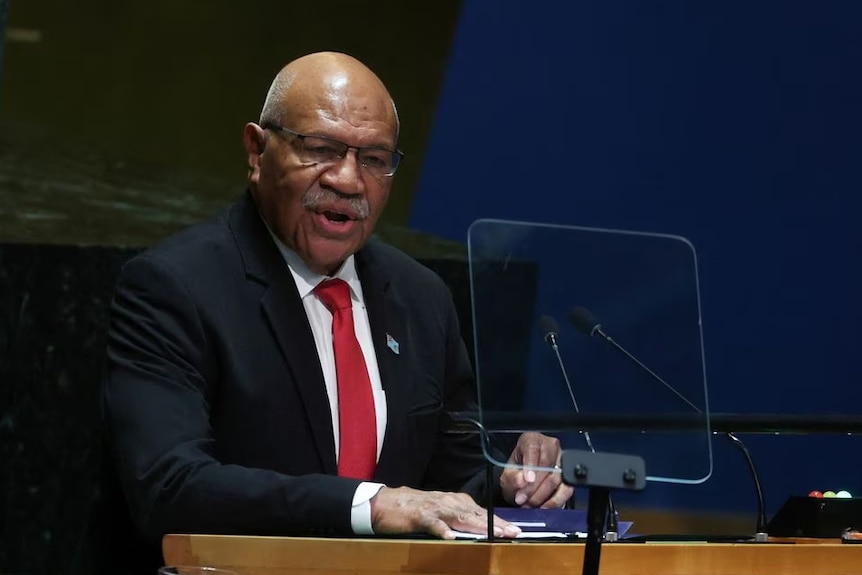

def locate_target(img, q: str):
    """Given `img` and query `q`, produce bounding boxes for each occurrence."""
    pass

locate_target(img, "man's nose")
[320,148,364,192]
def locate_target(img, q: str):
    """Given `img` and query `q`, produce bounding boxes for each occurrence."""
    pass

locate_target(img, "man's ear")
[243,122,266,184]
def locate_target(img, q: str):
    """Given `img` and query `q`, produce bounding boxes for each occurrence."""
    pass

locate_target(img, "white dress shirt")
[270,235,386,534]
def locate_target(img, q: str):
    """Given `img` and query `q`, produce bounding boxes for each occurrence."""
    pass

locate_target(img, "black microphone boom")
[537,314,619,538]
[537,314,595,452]
[568,305,769,541]
[569,306,700,413]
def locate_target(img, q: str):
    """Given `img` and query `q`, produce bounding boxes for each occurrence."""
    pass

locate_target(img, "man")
[86,52,572,573]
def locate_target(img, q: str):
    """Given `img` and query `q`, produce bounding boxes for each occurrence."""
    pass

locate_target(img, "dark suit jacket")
[80,192,495,574]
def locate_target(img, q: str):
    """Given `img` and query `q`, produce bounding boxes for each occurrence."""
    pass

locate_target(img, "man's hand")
[370,486,521,540]
[500,432,574,508]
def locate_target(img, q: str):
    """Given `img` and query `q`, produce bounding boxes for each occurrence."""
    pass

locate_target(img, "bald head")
[243,51,401,276]
[259,52,399,141]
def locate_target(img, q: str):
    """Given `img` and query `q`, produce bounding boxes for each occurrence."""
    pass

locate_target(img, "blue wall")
[411,0,862,518]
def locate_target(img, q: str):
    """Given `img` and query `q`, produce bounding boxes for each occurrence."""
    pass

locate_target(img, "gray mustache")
[302,188,370,220]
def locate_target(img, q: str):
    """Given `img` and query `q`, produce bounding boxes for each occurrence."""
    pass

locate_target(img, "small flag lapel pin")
[386,333,400,355]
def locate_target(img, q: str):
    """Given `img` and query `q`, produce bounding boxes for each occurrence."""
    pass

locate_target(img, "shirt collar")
[267,228,363,302]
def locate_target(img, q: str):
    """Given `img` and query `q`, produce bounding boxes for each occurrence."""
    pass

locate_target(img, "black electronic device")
[767,496,862,538]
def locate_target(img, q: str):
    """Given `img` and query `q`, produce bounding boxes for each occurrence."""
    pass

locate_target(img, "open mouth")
[323,210,351,223]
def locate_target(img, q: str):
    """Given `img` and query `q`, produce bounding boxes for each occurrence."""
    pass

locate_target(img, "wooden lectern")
[163,534,861,575]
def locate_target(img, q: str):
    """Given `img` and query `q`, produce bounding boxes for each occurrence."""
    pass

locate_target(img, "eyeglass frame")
[262,122,404,177]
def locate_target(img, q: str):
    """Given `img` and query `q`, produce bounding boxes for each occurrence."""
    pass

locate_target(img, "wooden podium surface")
[163,534,861,575]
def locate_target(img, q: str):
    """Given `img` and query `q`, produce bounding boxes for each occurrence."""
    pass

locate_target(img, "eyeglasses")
[263,122,404,177]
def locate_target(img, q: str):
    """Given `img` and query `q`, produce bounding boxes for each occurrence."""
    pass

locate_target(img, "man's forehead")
[284,80,395,131]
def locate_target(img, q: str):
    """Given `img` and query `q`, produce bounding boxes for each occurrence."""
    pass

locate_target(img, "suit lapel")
[356,245,412,485]
[260,279,338,474]
[229,193,337,474]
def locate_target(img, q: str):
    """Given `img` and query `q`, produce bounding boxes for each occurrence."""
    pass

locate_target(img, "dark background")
[2,1,861,573]
[1,2,467,573]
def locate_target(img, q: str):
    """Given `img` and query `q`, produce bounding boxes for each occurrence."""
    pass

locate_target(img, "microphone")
[538,314,560,347]
[568,305,768,541]
[569,306,699,413]
[537,314,620,540]
[538,315,596,451]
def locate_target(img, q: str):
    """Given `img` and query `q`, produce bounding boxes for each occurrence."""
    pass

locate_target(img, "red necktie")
[314,278,377,480]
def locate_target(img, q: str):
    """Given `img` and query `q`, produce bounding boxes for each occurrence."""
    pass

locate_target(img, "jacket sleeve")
[103,254,360,540]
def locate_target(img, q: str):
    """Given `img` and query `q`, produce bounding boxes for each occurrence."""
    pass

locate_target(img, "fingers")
[501,432,565,506]
[511,464,573,508]
[518,432,560,470]
[513,432,546,470]
[371,487,522,540]
[425,517,457,540]
[539,482,575,510]
[442,504,520,538]
[521,468,561,507]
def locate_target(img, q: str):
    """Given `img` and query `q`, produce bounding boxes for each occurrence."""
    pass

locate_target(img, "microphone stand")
[541,317,620,539]
[541,311,651,575]
[581,314,770,542]
[584,488,611,575]
[724,432,769,541]
[561,449,646,575]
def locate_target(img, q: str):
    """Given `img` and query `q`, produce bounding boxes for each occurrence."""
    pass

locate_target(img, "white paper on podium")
[451,508,632,540]
[452,529,585,540]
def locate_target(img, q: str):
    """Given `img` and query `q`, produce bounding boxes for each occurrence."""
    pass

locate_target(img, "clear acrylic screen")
[468,219,712,484]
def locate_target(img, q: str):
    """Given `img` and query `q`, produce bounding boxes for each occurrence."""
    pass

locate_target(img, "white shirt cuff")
[351,482,386,535]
